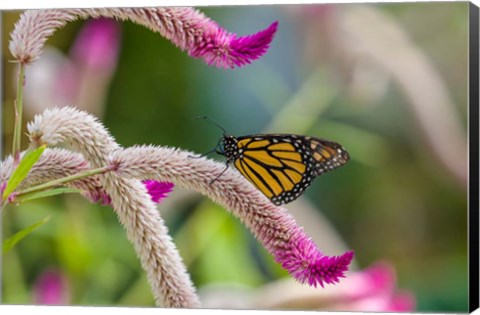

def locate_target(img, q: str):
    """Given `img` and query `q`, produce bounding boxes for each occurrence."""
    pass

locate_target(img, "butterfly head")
[217,135,238,161]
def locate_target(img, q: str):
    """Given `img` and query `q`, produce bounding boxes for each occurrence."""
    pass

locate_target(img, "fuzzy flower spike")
[28,107,354,289]
[9,8,278,69]
[27,107,199,308]
[1,151,174,206]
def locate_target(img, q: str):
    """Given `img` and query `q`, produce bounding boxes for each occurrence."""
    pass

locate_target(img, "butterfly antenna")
[196,116,228,135]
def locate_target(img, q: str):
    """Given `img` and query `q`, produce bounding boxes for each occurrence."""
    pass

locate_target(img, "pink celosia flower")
[143,180,174,203]
[274,226,353,288]
[33,269,69,305]
[9,8,277,69]
[189,20,278,68]
[26,107,353,301]
[27,107,200,307]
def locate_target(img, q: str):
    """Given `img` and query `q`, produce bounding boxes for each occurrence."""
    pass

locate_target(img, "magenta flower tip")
[228,21,278,67]
[190,21,279,69]
[276,229,354,288]
[308,250,355,288]
[143,180,174,203]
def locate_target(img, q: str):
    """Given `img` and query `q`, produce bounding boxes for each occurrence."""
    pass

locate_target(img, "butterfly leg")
[209,163,229,185]
[188,148,217,159]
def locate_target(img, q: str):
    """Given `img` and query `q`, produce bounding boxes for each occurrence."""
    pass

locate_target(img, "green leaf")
[2,216,51,254]
[14,187,79,203]
[2,145,46,202]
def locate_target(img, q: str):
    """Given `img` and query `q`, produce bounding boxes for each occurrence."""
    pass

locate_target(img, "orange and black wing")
[230,134,349,205]
[305,136,350,176]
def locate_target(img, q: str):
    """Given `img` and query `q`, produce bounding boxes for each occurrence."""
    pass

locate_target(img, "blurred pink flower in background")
[24,18,121,117]
[200,261,415,312]
[33,269,70,305]
[328,262,415,311]
[70,18,120,71]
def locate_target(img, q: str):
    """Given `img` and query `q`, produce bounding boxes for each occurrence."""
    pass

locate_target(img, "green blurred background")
[1,3,469,311]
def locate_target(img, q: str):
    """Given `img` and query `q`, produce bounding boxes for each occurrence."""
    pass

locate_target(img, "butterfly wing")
[305,136,350,176]
[229,134,349,205]
[231,135,309,205]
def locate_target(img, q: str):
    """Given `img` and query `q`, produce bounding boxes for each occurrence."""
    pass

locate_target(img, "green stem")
[14,187,80,204]
[12,63,25,162]
[13,165,113,198]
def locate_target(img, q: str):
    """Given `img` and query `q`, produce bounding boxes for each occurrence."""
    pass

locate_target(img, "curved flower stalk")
[26,107,198,307]
[111,145,354,287]
[1,148,107,204]
[9,8,278,69]
[0,148,174,205]
[1,149,172,205]
[27,107,353,289]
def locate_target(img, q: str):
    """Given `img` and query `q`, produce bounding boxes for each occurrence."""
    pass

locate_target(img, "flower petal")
[143,179,174,203]
[189,21,278,69]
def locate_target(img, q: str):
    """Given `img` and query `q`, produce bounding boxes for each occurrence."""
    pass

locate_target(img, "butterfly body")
[216,133,350,206]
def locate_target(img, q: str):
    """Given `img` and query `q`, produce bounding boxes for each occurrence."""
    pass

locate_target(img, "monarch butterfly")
[199,118,350,206]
